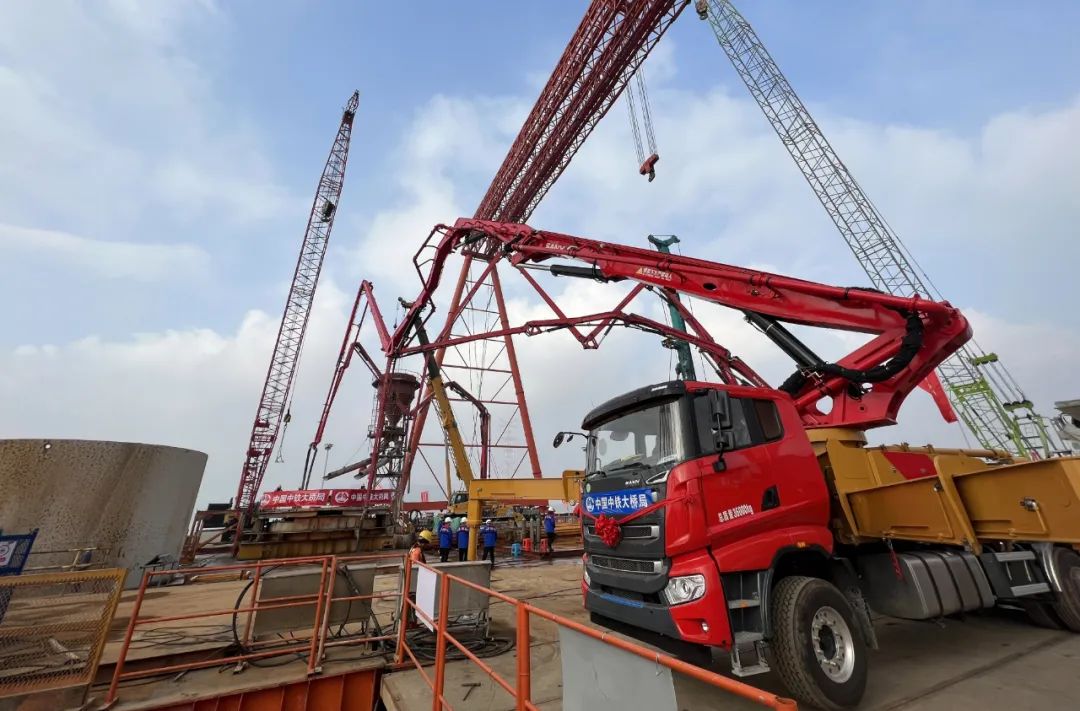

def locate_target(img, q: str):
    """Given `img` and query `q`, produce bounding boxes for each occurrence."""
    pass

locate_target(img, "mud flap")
[832,558,878,650]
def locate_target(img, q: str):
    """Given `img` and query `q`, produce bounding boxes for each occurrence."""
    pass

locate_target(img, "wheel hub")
[811,605,856,683]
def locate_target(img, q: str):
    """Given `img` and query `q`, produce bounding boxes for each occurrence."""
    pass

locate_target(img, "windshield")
[586,399,687,477]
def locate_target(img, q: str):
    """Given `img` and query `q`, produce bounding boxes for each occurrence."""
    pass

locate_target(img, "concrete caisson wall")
[0,439,207,587]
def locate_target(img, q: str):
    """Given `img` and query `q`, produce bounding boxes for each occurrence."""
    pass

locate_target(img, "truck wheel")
[1049,546,1080,632]
[770,576,868,710]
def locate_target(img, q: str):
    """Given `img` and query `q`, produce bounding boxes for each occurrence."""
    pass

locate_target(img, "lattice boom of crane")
[234,91,359,532]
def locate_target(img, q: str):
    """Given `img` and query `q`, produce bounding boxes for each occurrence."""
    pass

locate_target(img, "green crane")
[649,234,697,381]
[695,0,1061,457]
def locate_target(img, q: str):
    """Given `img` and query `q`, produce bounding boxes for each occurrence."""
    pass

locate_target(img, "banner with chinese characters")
[259,488,395,510]
[582,487,655,516]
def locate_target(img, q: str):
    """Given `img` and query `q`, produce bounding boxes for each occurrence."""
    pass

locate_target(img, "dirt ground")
[382,557,1080,711]
[93,555,1080,710]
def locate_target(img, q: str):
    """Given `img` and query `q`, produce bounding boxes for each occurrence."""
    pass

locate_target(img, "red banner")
[259,488,395,510]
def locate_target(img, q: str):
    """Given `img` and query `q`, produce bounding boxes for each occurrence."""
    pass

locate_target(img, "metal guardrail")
[396,559,798,710]
[23,546,108,574]
[105,553,404,706]
[104,554,796,709]
[0,568,125,699]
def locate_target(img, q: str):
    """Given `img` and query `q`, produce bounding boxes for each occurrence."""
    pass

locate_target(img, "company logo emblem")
[624,478,641,487]
[332,490,351,505]
[635,266,674,282]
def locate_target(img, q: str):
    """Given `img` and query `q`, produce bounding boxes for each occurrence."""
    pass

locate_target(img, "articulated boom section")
[399,219,971,430]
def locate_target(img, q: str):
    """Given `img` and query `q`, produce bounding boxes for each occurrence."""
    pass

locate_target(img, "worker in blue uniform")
[543,508,557,558]
[480,519,498,566]
[457,521,471,561]
[437,516,453,562]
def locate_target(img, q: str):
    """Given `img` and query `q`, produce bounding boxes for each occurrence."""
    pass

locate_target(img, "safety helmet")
[418,529,435,544]
[443,516,451,522]
[484,519,492,524]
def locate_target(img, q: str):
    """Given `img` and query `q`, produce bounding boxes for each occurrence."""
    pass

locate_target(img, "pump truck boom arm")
[301,280,387,488]
[394,218,970,431]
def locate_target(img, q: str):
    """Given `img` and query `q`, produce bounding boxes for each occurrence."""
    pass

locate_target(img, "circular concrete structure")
[0,439,207,586]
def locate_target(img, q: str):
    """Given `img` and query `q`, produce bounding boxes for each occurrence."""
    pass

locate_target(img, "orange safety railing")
[106,554,796,709]
[395,560,797,710]
[105,552,406,706]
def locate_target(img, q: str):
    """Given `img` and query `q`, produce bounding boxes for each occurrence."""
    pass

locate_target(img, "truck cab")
[582,380,832,649]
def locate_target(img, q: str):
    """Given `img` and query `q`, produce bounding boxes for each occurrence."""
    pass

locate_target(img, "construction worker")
[437,516,453,562]
[456,521,470,561]
[406,530,433,627]
[543,508,557,557]
[410,529,433,565]
[480,519,497,566]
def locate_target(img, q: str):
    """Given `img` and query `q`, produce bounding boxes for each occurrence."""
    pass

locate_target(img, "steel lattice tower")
[399,1,690,494]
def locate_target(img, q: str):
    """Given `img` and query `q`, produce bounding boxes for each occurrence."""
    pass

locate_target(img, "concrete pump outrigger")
[396,219,1080,710]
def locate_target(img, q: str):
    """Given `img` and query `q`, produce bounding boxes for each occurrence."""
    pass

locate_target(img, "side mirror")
[554,431,589,449]
[708,389,732,430]
[717,430,736,452]
[708,390,734,470]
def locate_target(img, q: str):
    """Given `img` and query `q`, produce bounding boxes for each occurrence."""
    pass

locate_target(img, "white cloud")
[0,1,293,235]
[0,279,367,506]
[346,94,527,295]
[2,29,1077,512]
[0,223,209,282]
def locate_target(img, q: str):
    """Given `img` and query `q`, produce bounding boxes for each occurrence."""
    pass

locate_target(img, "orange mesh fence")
[0,568,124,698]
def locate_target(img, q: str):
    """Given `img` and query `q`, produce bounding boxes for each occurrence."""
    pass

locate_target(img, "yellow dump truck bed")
[813,428,1080,552]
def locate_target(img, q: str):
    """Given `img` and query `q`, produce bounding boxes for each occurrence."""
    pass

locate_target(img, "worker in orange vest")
[406,530,434,627]
[410,529,434,564]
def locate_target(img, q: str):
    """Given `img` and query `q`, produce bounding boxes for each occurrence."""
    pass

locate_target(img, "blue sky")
[2,1,1078,504]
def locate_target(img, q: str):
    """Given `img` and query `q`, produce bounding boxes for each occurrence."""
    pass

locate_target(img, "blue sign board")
[583,487,655,516]
[0,528,38,623]
[0,528,38,577]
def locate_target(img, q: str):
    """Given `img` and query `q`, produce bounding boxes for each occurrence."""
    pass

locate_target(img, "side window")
[693,394,752,452]
[753,399,784,442]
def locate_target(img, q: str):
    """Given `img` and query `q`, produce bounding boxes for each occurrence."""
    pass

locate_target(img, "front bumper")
[584,548,732,647]
[586,588,681,637]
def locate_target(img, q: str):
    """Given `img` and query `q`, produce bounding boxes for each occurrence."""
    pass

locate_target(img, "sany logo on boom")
[542,241,574,253]
[635,266,674,282]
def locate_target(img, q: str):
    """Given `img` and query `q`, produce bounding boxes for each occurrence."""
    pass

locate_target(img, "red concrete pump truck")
[411,219,1080,710]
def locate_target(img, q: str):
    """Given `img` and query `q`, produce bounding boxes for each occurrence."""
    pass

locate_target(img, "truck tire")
[1021,600,1063,630]
[1049,546,1080,632]
[770,576,868,710]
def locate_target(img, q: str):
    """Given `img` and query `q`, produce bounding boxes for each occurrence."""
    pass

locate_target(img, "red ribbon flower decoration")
[593,514,622,548]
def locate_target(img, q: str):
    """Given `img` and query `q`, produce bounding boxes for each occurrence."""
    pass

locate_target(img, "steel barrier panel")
[0,568,124,700]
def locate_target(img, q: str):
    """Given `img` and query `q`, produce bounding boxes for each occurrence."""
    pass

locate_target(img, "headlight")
[662,574,705,606]
[583,565,591,587]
